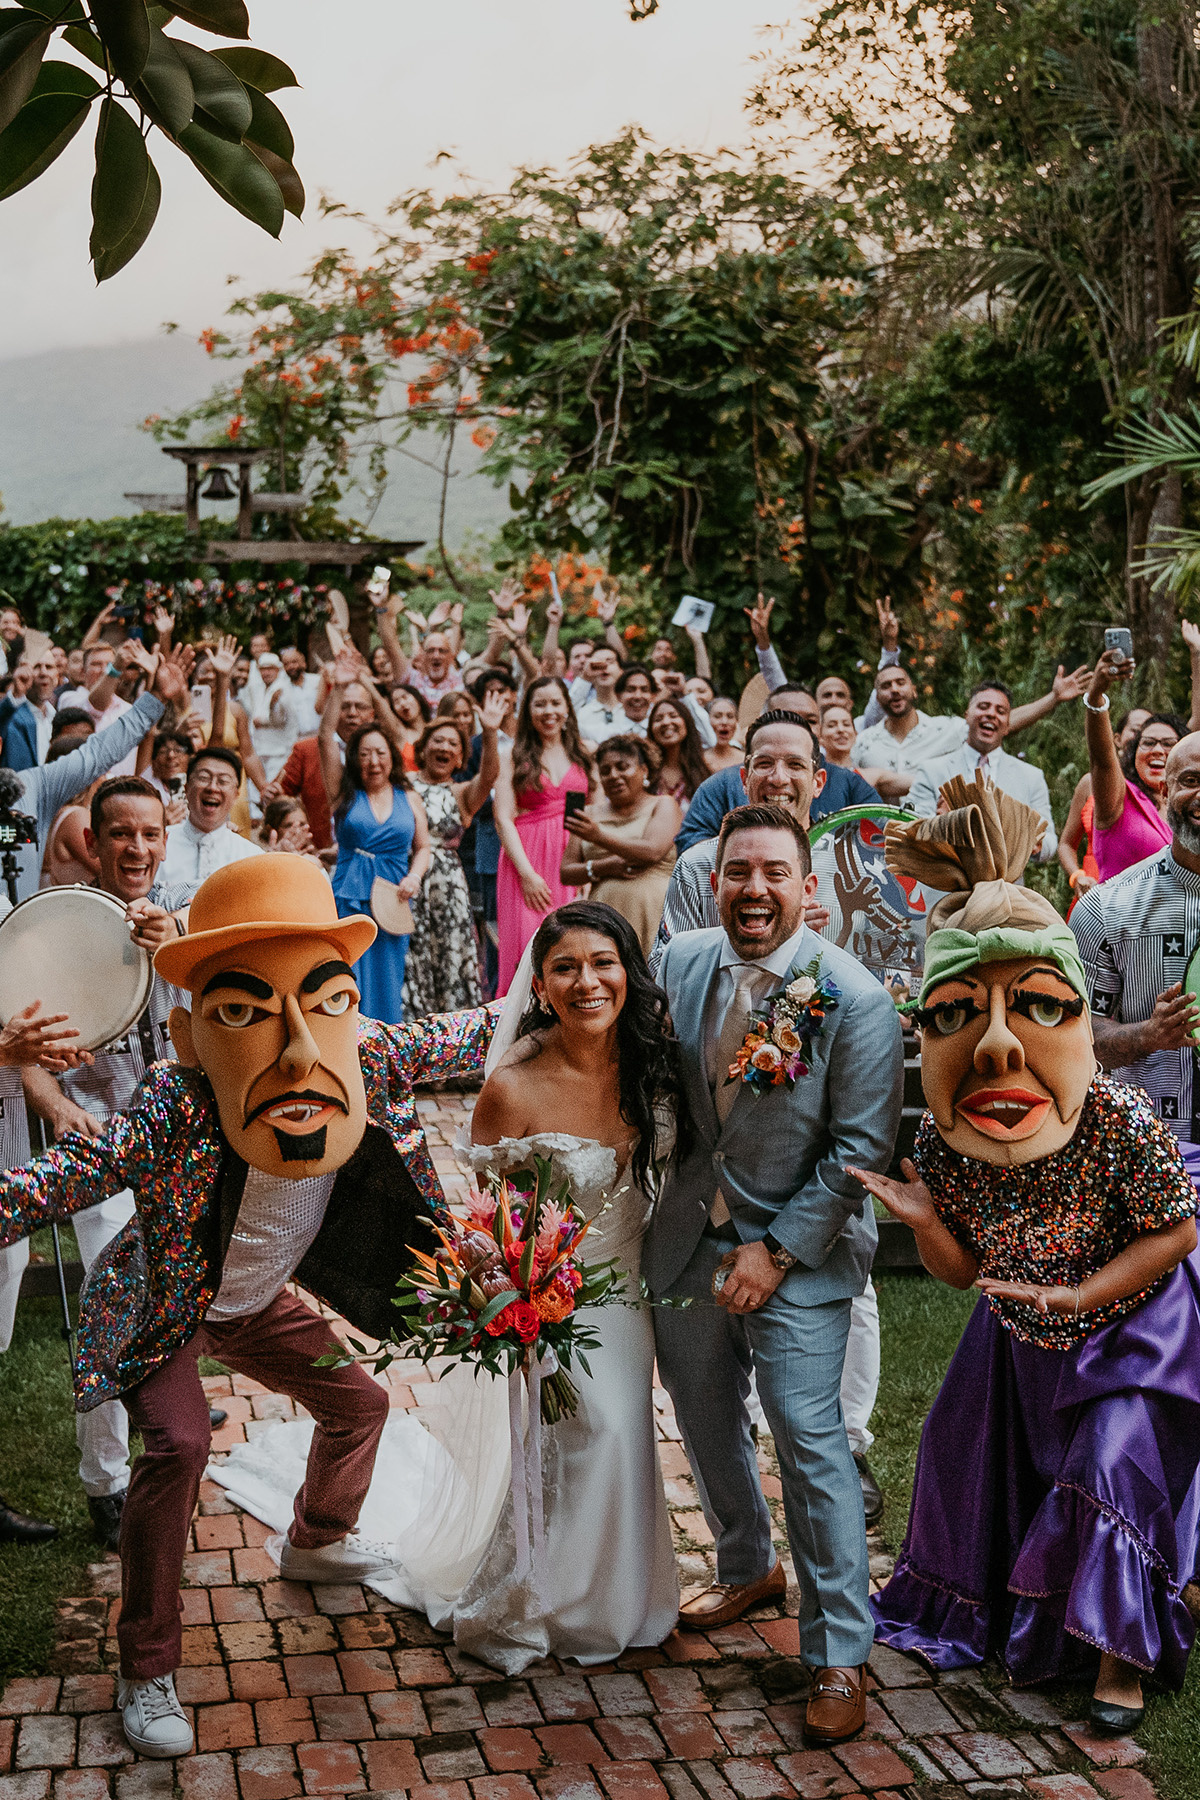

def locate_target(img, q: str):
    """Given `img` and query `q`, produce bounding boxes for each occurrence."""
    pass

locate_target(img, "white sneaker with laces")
[118,1672,193,1758]
[278,1531,397,1584]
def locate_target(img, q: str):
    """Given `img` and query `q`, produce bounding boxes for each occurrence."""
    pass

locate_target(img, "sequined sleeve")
[912,1113,980,1256]
[376,1002,503,1091]
[0,1072,163,1247]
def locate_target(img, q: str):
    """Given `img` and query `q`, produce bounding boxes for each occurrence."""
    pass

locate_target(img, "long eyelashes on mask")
[913,998,986,1036]
[1008,990,1085,1028]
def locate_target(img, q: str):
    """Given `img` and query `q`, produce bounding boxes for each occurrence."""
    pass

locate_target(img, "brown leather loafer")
[805,1665,866,1743]
[677,1559,786,1630]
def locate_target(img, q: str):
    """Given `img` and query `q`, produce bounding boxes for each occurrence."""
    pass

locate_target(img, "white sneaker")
[278,1531,396,1584]
[118,1673,193,1758]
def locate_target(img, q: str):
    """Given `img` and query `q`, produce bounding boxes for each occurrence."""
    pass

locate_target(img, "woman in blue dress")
[319,655,431,1024]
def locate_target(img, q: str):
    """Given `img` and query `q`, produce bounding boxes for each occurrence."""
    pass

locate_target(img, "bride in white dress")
[211,900,682,1673]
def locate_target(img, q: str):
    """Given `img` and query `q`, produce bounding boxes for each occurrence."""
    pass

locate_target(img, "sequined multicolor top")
[0,1006,499,1410]
[914,1076,1198,1349]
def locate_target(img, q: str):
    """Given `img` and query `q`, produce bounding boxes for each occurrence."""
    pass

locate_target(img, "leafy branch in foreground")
[0,0,303,280]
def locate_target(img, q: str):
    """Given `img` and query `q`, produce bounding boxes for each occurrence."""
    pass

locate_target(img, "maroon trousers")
[118,1290,389,1679]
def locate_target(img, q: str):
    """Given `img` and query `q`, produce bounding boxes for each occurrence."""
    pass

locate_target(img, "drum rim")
[0,882,154,1049]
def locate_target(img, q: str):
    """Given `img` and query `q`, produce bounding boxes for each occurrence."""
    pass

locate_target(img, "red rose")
[485,1299,541,1343]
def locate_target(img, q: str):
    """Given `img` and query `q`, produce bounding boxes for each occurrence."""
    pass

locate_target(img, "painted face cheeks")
[917,959,1094,1166]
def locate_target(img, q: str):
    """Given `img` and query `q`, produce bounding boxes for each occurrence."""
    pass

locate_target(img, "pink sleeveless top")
[1092,779,1171,882]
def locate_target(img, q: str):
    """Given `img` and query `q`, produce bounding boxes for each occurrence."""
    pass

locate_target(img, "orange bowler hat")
[153,853,377,989]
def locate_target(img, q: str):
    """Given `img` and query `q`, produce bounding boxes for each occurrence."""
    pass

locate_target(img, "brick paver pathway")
[0,1091,1160,1800]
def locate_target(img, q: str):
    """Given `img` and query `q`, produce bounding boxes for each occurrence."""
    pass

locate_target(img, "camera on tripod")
[0,808,37,851]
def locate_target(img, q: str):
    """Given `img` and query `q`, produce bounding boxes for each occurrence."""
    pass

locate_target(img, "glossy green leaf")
[93,145,159,278]
[130,23,193,135]
[211,45,297,92]
[0,58,98,200]
[246,137,301,216]
[174,38,250,141]
[178,117,281,233]
[0,14,52,134]
[162,0,248,38]
[62,23,107,69]
[240,82,289,158]
[88,0,150,83]
[90,95,148,255]
[19,0,84,18]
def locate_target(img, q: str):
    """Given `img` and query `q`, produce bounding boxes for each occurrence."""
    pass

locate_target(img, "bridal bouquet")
[392,1155,623,1423]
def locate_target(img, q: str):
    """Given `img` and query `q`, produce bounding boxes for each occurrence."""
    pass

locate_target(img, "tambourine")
[0,886,153,1051]
[808,805,928,992]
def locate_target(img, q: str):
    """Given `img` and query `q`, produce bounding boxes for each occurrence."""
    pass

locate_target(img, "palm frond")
[1083,406,1200,503]
[1129,529,1200,603]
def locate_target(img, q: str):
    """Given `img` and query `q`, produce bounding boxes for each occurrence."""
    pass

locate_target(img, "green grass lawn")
[873,1270,1200,1800]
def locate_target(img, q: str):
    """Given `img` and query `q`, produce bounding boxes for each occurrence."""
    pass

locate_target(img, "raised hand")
[545,597,564,628]
[121,638,159,681]
[743,593,775,648]
[479,688,509,732]
[153,604,175,639]
[1090,645,1135,691]
[847,1158,937,1229]
[266,818,316,856]
[208,634,240,680]
[1184,618,1200,657]
[594,582,619,626]
[330,645,365,689]
[426,598,453,630]
[153,644,195,705]
[1051,663,1093,704]
[511,602,531,637]
[488,575,523,615]
[875,595,900,652]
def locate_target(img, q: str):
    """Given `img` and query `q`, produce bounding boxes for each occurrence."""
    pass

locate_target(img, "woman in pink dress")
[494,676,593,993]
[1085,648,1184,882]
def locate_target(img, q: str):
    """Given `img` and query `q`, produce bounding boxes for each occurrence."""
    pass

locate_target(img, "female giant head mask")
[886,777,1096,1167]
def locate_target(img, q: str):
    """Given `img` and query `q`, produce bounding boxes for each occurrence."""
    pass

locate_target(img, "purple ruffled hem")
[873,1475,1196,1689]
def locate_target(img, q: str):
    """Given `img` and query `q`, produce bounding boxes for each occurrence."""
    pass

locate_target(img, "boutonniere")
[725,957,840,1097]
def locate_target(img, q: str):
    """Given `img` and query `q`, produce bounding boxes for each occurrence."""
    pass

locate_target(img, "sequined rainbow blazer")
[0,1008,500,1410]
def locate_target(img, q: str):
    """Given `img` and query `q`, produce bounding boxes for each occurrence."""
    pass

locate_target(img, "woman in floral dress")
[404,691,505,1019]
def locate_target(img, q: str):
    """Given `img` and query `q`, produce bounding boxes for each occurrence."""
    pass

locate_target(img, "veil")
[485,939,536,1075]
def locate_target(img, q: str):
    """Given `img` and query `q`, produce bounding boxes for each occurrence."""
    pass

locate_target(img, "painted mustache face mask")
[170,936,368,1180]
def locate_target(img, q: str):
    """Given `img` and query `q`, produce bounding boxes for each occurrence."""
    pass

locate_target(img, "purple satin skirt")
[871,1251,1200,1687]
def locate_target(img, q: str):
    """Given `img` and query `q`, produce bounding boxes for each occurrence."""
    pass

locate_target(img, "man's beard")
[274,1125,328,1163]
[1168,804,1200,855]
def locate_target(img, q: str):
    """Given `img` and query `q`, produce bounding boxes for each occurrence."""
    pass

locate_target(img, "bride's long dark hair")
[518,901,687,1190]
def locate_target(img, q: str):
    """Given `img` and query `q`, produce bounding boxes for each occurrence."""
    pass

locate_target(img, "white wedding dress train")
[209,1132,679,1674]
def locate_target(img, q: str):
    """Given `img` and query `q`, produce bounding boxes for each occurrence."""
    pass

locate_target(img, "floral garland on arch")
[725,959,840,1097]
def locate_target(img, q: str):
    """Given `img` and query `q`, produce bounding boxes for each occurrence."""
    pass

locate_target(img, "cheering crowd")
[0,571,1198,1748]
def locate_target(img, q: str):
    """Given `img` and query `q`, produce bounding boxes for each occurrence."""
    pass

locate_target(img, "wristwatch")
[763,1232,797,1271]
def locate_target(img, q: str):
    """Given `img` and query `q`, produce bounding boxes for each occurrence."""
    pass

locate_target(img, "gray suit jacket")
[644,926,903,1301]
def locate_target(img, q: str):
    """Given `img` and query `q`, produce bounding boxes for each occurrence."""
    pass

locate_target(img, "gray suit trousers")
[654,1234,875,1671]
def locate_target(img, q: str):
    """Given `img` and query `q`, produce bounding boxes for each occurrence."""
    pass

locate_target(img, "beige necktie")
[711,969,761,1226]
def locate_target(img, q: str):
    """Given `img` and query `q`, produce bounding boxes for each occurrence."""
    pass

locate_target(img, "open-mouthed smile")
[955,1086,1052,1140]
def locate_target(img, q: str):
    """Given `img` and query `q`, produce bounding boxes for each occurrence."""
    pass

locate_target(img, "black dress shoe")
[0,1495,58,1543]
[87,1491,126,1553]
[854,1453,883,1526]
[1089,1696,1144,1736]
[209,1407,227,1428]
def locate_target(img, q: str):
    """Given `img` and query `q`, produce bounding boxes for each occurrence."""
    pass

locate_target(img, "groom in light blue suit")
[647,803,902,1745]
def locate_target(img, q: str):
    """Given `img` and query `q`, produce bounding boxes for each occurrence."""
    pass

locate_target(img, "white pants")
[0,1195,135,1498]
[745,1278,879,1454]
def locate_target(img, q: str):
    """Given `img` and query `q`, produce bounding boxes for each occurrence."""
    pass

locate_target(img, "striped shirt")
[648,839,718,977]
[1069,847,1200,1141]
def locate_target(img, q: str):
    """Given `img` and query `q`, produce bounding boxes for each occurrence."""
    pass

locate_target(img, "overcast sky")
[1,0,789,359]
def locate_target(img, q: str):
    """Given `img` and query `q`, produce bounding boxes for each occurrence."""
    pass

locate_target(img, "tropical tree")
[0,1,302,280]
[752,0,1200,666]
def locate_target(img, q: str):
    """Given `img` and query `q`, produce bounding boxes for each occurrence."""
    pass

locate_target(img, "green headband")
[919,924,1089,1007]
